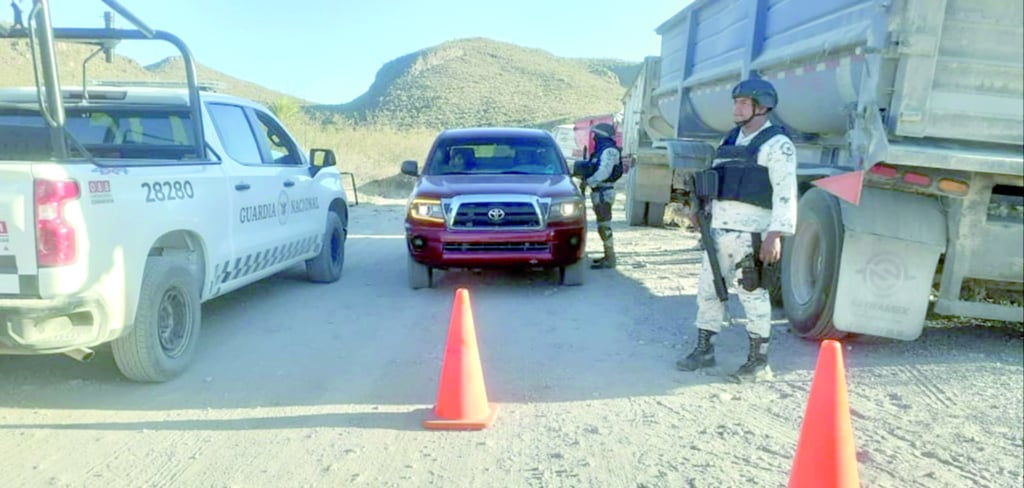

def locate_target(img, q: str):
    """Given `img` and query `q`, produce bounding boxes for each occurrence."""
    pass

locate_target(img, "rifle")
[690,172,729,302]
[665,139,729,303]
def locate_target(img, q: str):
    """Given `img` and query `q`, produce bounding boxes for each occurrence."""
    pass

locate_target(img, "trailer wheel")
[647,202,666,227]
[626,196,648,226]
[782,189,846,339]
[625,170,648,226]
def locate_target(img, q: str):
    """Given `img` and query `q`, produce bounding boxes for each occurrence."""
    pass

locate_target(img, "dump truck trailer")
[623,0,1023,340]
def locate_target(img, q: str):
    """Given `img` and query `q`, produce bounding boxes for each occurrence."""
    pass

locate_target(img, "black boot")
[676,329,716,371]
[731,334,773,383]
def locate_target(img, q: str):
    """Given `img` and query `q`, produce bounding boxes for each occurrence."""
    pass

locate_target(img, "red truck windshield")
[426,139,566,176]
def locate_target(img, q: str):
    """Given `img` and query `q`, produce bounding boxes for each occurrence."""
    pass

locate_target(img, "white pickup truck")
[0,5,349,381]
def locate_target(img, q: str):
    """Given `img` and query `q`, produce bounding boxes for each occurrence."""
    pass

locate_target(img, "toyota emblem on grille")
[487,208,506,221]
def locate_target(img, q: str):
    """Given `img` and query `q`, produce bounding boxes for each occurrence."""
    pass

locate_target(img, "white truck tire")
[112,256,202,382]
[306,210,347,283]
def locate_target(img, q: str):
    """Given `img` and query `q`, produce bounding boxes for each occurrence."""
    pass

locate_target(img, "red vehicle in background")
[572,113,623,160]
[400,128,588,289]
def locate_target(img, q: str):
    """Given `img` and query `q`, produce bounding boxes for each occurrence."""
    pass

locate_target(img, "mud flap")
[833,230,942,340]
[831,187,948,340]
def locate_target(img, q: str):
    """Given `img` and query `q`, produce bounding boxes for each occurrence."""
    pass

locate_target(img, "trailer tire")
[626,197,647,226]
[782,189,846,339]
[647,202,666,227]
[625,170,648,226]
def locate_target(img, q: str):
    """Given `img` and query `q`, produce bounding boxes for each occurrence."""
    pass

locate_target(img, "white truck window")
[207,103,261,164]
[251,111,301,165]
[3,109,198,160]
[0,113,50,161]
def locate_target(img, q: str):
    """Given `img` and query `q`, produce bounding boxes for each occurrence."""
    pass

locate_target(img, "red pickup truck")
[400,128,587,288]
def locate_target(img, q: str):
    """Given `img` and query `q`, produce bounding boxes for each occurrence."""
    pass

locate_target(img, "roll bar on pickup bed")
[1,0,207,161]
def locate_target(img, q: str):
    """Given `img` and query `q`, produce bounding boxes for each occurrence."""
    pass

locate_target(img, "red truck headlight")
[548,198,583,220]
[409,198,445,223]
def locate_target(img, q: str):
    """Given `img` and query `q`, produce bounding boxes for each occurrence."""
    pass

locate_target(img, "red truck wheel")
[408,255,433,289]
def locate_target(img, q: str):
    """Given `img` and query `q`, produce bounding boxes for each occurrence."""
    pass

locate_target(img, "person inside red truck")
[446,147,475,174]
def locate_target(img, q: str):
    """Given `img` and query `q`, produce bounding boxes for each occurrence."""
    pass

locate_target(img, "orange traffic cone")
[423,288,498,430]
[788,340,860,488]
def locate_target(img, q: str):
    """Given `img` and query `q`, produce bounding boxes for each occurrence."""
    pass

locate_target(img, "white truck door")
[246,108,321,252]
[205,102,284,294]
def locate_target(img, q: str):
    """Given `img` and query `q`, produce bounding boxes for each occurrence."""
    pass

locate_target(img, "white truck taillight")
[35,179,80,267]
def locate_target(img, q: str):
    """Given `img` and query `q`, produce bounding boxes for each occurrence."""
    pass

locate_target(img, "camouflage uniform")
[696,120,798,337]
[585,125,622,269]
[679,117,798,382]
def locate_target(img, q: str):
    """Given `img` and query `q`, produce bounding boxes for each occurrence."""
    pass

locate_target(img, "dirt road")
[2,196,1022,487]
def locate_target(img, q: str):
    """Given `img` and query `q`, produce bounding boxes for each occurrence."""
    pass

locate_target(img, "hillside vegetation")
[320,38,637,130]
[0,34,302,105]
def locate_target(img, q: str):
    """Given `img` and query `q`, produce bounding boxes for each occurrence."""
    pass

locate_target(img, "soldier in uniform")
[676,79,798,382]
[577,123,623,269]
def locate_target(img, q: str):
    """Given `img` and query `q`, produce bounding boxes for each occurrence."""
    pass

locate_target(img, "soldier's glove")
[738,255,761,292]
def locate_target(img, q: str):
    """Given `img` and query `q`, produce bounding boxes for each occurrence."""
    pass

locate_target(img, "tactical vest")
[588,142,623,185]
[711,125,787,209]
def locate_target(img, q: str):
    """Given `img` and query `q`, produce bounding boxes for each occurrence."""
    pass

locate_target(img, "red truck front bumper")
[405,223,586,269]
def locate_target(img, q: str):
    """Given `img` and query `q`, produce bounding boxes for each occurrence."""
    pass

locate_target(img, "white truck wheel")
[306,210,347,283]
[112,256,201,382]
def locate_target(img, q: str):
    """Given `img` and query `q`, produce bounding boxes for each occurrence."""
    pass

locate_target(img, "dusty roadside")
[1,195,1021,488]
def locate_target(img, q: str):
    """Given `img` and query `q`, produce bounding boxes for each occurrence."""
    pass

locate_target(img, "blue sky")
[31,0,689,104]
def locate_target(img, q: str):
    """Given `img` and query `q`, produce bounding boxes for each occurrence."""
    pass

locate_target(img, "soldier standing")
[578,122,623,269]
[676,79,798,382]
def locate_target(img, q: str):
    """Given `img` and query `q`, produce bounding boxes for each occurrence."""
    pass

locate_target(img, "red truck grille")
[443,242,550,252]
[451,202,541,229]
